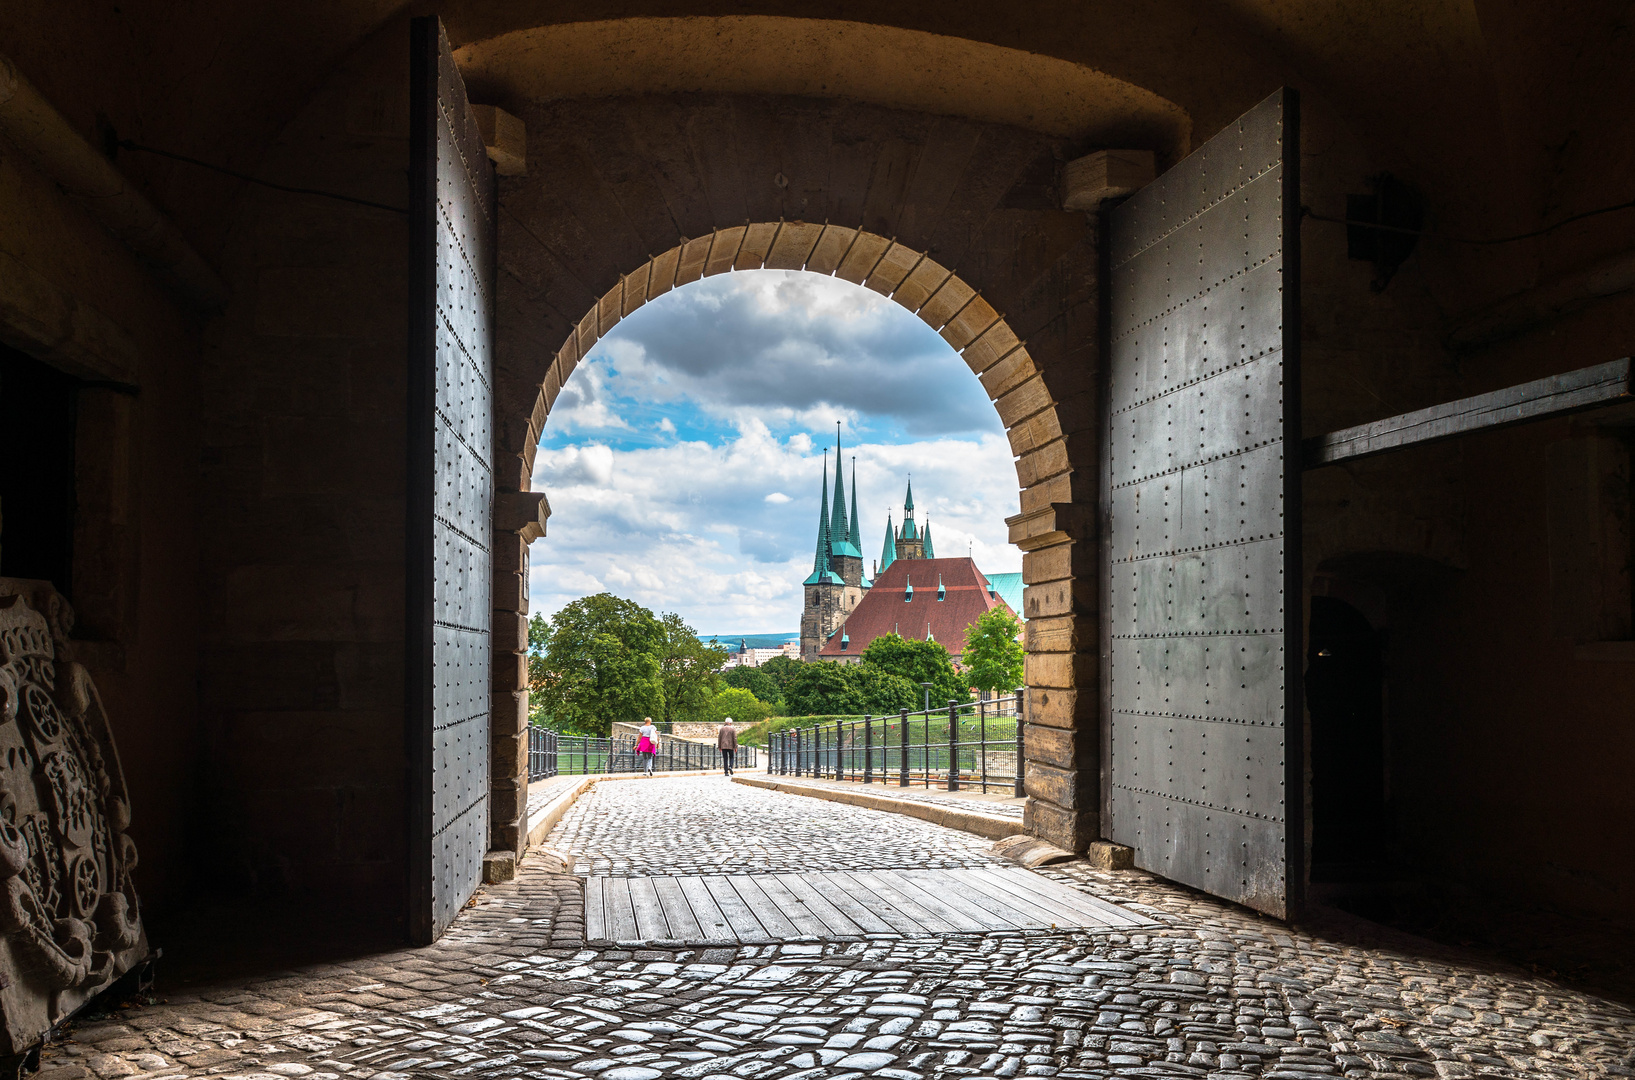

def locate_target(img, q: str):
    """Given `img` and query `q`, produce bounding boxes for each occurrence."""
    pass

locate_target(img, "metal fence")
[768,688,1025,796]
[528,726,758,781]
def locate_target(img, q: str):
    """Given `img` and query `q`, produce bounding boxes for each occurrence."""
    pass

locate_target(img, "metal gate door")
[1103,89,1302,918]
[408,16,495,942]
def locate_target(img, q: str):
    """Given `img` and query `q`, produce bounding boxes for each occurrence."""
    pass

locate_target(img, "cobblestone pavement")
[528,776,590,820]
[547,777,1010,876]
[42,781,1635,1080]
[752,777,1027,821]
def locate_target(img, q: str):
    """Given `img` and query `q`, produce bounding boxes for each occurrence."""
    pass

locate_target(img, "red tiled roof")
[818,557,1014,660]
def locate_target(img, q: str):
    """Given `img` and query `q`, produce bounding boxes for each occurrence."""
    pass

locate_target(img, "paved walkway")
[548,777,1010,876]
[527,775,590,820]
[746,775,1027,821]
[39,776,1635,1080]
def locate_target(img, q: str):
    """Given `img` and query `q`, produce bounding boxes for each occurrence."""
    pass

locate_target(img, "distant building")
[798,434,1020,663]
[724,642,791,668]
[817,557,1015,665]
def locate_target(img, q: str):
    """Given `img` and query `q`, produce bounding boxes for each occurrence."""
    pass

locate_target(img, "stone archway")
[484,92,1123,859]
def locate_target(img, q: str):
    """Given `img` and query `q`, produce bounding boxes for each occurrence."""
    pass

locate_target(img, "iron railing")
[528,725,558,781]
[528,727,758,779]
[768,688,1025,796]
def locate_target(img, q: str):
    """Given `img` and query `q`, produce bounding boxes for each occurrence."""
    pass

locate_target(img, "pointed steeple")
[904,477,915,513]
[923,518,935,559]
[829,424,849,550]
[804,450,842,585]
[879,512,897,573]
[848,456,862,553]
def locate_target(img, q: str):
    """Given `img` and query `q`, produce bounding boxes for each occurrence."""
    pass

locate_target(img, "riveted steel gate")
[408,16,496,943]
[1103,89,1302,918]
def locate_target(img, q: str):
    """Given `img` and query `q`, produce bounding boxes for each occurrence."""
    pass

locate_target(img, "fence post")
[979,697,988,794]
[948,700,960,792]
[898,709,909,787]
[1014,686,1026,798]
[795,727,803,777]
[834,719,843,780]
[863,715,873,785]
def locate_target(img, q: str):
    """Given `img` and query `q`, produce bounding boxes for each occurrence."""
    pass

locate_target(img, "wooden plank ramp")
[581,867,1149,945]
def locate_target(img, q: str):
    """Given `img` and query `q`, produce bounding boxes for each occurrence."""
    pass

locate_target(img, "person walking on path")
[637,717,660,776]
[717,718,738,776]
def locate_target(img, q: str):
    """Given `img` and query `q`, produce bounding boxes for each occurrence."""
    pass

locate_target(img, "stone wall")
[196,20,413,920]
[487,94,1105,854]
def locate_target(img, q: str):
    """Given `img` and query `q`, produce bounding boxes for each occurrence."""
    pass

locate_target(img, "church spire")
[848,456,862,553]
[923,518,935,559]
[880,512,897,573]
[829,424,849,554]
[804,450,840,585]
[904,476,915,513]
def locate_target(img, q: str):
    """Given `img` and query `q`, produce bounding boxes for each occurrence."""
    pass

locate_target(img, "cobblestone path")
[748,777,1027,822]
[547,777,1010,876]
[41,779,1635,1080]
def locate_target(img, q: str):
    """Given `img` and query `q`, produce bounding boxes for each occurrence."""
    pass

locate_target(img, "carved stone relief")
[0,578,147,1057]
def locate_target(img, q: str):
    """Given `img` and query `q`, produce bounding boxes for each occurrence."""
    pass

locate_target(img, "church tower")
[799,442,865,660]
[894,478,926,561]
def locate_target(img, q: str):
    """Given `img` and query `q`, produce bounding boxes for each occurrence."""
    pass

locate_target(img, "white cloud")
[528,430,1023,633]
[656,417,677,434]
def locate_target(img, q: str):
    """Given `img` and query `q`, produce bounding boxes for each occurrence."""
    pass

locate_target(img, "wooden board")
[651,877,704,940]
[580,867,1149,945]
[775,873,891,935]
[770,873,869,936]
[627,876,671,941]
[584,876,606,943]
[702,876,772,941]
[1304,357,1632,468]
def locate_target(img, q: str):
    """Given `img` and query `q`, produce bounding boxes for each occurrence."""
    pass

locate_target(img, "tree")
[527,613,554,727]
[536,593,665,735]
[850,664,921,714]
[723,665,783,709]
[658,613,726,725]
[784,661,867,716]
[782,660,921,716]
[758,654,803,697]
[703,686,773,724]
[860,633,969,708]
[964,607,1025,693]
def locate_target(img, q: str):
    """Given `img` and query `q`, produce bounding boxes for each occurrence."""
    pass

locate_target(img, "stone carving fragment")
[0,579,147,1061]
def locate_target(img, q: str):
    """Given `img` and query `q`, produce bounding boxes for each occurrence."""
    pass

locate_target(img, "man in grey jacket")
[717,718,738,776]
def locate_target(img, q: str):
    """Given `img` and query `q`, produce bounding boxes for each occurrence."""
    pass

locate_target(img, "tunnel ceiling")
[2,1,1630,275]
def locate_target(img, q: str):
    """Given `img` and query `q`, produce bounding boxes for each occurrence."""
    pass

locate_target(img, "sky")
[526,269,1022,636]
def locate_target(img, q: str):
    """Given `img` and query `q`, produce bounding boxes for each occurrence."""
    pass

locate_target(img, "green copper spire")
[903,477,915,513]
[923,518,935,559]
[848,457,862,552]
[804,451,842,585]
[828,425,862,560]
[879,512,897,573]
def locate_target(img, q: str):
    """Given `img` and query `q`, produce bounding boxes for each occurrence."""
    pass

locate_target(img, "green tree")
[537,593,665,735]
[860,633,969,708]
[723,665,783,709]
[704,686,774,724]
[784,661,867,716]
[758,654,803,697]
[851,664,921,714]
[964,607,1025,693]
[527,613,553,727]
[658,613,726,725]
[782,660,922,716]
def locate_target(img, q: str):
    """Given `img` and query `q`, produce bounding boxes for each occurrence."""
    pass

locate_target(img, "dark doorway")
[0,344,76,593]
[1306,596,1386,871]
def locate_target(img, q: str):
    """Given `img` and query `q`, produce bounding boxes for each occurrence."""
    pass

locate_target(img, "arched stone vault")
[526,225,1058,498]
[486,93,1124,855]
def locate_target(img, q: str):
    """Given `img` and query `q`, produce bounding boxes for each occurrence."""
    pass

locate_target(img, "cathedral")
[800,437,1013,662]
